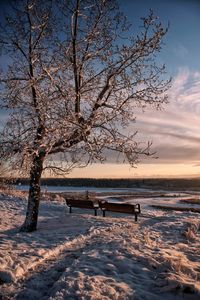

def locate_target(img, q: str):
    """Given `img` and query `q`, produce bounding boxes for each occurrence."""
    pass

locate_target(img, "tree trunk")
[20,153,44,232]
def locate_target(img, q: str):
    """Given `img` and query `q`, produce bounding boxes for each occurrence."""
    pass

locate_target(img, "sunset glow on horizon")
[56,162,200,179]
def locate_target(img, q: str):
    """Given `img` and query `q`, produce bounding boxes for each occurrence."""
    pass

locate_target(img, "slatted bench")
[65,199,99,216]
[98,200,141,221]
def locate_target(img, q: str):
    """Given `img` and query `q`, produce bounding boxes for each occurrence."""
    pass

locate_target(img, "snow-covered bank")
[0,191,199,300]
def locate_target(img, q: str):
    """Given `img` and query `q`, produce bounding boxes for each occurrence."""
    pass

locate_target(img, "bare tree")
[0,0,170,232]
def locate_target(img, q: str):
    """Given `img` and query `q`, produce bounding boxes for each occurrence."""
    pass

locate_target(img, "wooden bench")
[65,199,99,216]
[98,200,141,221]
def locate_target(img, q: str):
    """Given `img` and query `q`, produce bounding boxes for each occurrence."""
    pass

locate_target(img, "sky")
[71,0,200,178]
[1,0,200,178]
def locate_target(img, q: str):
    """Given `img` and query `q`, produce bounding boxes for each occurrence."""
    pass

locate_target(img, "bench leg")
[94,209,97,216]
[69,206,72,213]
[135,213,138,222]
[103,210,105,217]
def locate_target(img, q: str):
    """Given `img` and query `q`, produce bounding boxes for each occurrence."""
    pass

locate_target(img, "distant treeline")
[1,177,200,191]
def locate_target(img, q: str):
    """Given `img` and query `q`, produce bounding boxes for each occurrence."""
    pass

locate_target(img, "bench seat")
[98,201,141,221]
[65,199,98,216]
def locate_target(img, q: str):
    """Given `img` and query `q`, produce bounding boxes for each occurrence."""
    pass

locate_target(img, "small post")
[69,206,72,213]
[103,210,105,217]
[85,190,89,200]
[94,208,97,216]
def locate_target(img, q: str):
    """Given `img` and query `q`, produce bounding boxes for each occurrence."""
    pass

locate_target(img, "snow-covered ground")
[0,190,199,300]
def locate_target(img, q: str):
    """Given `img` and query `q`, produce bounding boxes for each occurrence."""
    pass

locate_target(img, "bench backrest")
[99,201,140,214]
[66,199,95,209]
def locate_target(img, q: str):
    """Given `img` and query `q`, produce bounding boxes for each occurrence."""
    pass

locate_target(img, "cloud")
[152,144,200,162]
[169,68,200,115]
[133,68,200,164]
[193,163,200,167]
[138,123,200,145]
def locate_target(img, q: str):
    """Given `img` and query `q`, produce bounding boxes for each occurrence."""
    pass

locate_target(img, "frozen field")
[0,189,199,300]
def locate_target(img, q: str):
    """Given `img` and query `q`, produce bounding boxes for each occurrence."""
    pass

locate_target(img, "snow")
[0,189,200,300]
